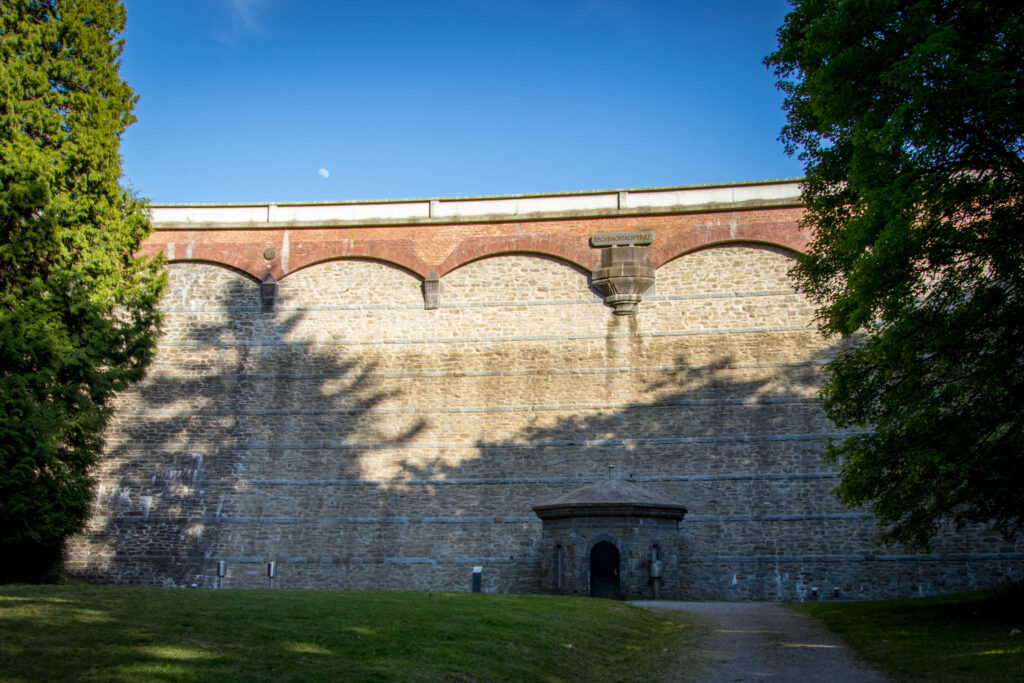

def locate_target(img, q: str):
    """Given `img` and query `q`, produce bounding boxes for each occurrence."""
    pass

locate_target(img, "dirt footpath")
[633,601,890,683]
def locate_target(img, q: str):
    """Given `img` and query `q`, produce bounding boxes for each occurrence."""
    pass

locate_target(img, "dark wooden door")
[589,541,621,599]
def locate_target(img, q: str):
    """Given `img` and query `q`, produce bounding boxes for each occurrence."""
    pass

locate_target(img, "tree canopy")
[0,0,164,580]
[767,0,1024,547]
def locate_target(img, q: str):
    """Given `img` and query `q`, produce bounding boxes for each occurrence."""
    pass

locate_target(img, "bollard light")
[472,566,482,593]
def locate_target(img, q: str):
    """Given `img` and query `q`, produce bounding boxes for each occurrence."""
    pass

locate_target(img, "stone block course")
[67,203,1024,599]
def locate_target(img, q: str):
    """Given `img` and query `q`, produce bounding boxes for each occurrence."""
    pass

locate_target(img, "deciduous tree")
[0,0,163,580]
[766,0,1024,547]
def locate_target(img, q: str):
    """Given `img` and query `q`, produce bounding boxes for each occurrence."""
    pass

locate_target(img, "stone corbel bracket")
[590,230,655,315]
[260,272,278,313]
[422,269,442,310]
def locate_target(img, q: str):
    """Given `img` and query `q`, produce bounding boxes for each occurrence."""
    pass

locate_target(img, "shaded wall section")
[66,245,1024,597]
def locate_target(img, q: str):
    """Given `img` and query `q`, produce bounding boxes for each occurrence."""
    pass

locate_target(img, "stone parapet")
[148,180,803,228]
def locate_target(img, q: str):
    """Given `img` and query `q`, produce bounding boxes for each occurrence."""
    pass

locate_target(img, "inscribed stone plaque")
[590,230,654,247]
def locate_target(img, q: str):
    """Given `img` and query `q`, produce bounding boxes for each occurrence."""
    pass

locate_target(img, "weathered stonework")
[591,245,655,315]
[533,479,688,599]
[65,181,1024,599]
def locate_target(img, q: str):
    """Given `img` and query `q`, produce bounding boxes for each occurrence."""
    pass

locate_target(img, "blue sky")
[120,0,803,204]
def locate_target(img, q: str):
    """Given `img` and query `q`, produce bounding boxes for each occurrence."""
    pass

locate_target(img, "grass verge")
[0,585,699,681]
[792,583,1024,682]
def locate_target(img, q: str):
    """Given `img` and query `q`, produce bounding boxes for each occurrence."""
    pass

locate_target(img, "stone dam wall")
[65,183,1024,599]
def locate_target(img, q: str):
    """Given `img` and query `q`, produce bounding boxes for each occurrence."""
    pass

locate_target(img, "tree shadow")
[65,253,1024,599]
[67,265,398,588]
[389,325,1022,599]
[383,331,851,598]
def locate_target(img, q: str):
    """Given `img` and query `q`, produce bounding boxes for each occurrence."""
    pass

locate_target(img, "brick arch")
[437,235,597,276]
[647,220,809,269]
[439,250,593,281]
[165,258,262,283]
[655,240,802,272]
[153,241,431,281]
[280,255,424,282]
[159,248,270,281]
[285,240,431,279]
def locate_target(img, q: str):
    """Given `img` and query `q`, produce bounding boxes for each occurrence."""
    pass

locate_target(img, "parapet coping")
[149,178,804,230]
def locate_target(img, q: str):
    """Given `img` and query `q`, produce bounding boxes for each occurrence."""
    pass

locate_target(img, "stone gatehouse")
[65,179,1024,599]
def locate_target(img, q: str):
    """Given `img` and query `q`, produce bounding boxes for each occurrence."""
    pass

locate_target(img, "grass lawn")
[793,583,1024,682]
[0,585,700,681]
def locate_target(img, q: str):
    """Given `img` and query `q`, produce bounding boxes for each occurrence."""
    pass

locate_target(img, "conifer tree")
[0,0,164,581]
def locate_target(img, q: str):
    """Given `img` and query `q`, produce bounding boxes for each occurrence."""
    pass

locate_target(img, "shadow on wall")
[387,326,862,600]
[391,323,1024,600]
[69,264,402,588]
[68,249,1024,598]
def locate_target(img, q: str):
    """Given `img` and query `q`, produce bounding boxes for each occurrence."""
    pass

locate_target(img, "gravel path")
[633,601,890,683]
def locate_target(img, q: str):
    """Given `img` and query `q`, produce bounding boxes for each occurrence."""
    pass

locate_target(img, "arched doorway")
[533,478,687,598]
[590,541,621,599]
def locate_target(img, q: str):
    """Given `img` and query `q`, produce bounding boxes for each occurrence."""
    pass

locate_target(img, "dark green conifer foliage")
[0,0,164,581]
[767,1,1024,547]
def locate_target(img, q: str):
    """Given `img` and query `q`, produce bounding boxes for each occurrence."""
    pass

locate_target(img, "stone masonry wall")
[539,515,685,600]
[66,236,1024,599]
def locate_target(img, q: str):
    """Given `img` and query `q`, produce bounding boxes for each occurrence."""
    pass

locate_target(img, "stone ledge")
[83,473,843,487]
[684,553,1024,563]
[100,434,848,456]
[140,359,827,382]
[120,396,820,417]
[154,324,817,348]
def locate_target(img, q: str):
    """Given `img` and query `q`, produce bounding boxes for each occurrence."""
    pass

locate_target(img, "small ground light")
[268,561,276,589]
[472,566,482,593]
[217,560,226,589]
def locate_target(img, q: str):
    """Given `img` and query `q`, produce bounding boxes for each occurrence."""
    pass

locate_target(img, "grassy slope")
[0,586,700,682]
[793,584,1024,683]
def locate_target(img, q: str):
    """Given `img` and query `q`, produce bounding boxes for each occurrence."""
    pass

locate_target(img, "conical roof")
[532,478,687,521]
